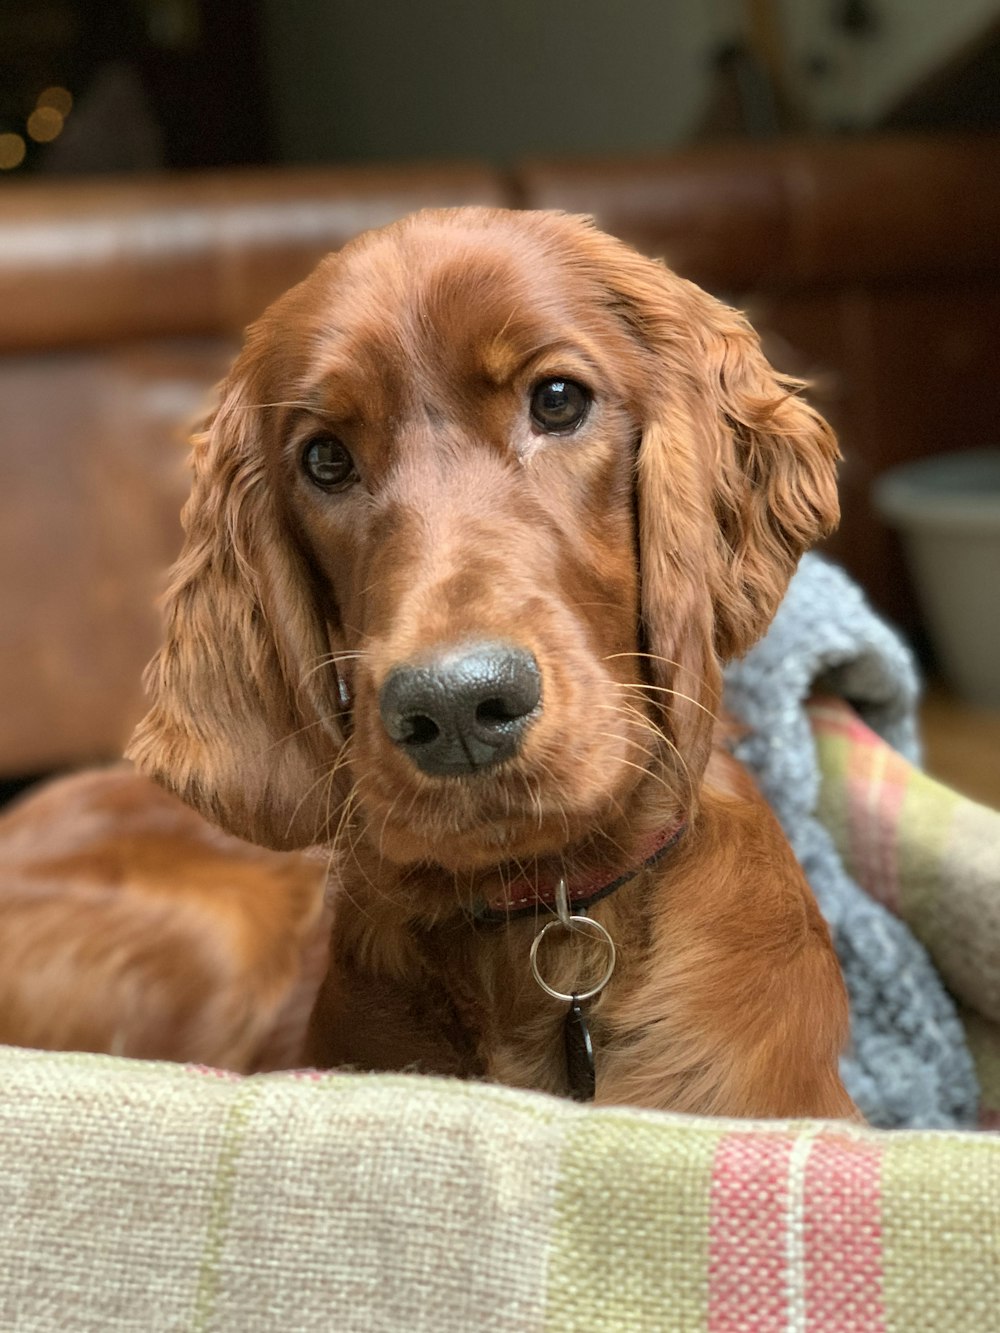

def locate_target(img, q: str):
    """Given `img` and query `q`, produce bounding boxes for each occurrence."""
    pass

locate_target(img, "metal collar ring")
[528,915,617,1004]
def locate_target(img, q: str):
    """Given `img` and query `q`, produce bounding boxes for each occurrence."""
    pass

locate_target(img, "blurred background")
[2,0,999,805]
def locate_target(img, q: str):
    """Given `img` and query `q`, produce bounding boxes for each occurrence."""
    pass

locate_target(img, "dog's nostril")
[378,641,541,777]
[402,714,439,746]
[476,696,519,727]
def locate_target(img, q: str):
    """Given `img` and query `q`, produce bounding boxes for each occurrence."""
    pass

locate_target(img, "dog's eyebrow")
[479,336,600,386]
[299,366,367,421]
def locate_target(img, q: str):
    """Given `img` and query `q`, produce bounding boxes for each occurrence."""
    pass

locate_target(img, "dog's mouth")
[351,717,658,872]
[367,790,604,872]
[337,631,669,872]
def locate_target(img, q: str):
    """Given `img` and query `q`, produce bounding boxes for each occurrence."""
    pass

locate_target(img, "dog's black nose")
[379,641,541,777]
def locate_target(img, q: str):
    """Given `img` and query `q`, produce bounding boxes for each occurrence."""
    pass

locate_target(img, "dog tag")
[564,994,596,1102]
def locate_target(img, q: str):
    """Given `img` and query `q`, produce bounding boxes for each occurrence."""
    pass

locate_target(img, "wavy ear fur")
[568,218,839,787]
[127,374,343,850]
[693,295,841,659]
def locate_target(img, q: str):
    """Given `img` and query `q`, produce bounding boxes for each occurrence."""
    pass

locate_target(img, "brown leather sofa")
[3,136,999,778]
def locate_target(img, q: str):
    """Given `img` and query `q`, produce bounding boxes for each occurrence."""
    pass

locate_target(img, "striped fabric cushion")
[809,697,1000,1126]
[3,1047,1000,1333]
[4,702,999,1329]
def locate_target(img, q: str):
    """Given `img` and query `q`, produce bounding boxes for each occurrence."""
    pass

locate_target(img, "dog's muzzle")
[378,640,541,777]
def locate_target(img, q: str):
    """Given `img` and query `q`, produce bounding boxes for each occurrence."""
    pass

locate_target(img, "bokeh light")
[27,106,64,143]
[0,133,27,170]
[37,86,74,117]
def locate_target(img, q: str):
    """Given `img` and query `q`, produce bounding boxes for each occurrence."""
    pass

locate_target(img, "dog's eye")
[302,435,356,490]
[529,379,590,432]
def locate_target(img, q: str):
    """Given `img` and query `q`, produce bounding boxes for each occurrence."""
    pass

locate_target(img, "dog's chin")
[366,809,585,873]
[349,725,659,873]
[362,788,627,874]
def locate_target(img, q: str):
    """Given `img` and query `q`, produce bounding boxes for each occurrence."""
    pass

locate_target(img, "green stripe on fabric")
[895,770,958,944]
[193,1080,266,1333]
[546,1113,720,1332]
[881,1133,1000,1333]
[812,731,852,858]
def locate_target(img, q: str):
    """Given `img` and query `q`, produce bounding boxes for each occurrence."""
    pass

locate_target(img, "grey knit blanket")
[724,554,978,1128]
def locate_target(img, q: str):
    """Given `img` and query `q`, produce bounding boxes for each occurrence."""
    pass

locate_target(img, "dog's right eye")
[529,378,590,433]
[302,436,357,490]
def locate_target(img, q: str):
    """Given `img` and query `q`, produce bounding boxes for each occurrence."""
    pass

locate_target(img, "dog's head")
[128,208,838,870]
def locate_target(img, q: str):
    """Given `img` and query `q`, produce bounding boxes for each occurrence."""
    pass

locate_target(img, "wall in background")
[259,0,736,163]
[4,1,999,176]
[259,0,1000,163]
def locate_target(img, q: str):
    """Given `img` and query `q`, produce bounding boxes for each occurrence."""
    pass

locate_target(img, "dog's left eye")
[302,435,357,490]
[529,379,590,432]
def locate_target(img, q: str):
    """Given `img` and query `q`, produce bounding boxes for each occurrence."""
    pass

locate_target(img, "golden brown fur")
[123,206,854,1116]
[0,767,328,1071]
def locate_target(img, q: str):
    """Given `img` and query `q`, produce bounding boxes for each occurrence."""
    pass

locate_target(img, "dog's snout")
[379,641,541,777]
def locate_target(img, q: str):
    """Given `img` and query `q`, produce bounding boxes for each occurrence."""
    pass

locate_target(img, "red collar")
[474,819,687,922]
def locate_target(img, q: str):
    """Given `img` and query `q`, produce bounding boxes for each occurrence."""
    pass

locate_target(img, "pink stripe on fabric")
[809,697,904,908]
[184,1064,244,1081]
[807,698,862,738]
[709,1134,795,1331]
[803,1137,885,1331]
[846,739,907,915]
[814,696,908,915]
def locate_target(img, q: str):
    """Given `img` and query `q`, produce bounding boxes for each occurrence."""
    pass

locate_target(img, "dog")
[122,206,856,1116]
[0,766,328,1071]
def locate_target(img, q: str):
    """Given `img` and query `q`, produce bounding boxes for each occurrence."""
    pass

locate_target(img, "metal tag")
[564,994,596,1102]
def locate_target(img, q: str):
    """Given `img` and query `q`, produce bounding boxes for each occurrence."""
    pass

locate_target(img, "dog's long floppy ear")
[685,290,841,660]
[127,373,344,850]
[572,218,839,786]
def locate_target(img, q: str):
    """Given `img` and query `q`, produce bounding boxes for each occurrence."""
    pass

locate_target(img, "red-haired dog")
[12,208,856,1115]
